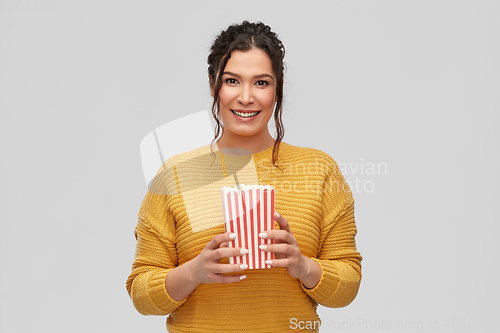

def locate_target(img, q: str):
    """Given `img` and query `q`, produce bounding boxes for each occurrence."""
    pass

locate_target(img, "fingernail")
[240,249,249,255]
[275,212,280,219]
[265,260,273,265]
[259,232,267,238]
[229,233,237,239]
[239,275,247,280]
[259,245,267,250]
[240,264,248,270]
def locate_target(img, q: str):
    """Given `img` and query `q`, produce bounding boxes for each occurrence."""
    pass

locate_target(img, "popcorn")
[220,184,275,269]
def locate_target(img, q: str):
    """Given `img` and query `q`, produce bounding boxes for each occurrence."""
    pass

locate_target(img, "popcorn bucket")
[220,185,275,269]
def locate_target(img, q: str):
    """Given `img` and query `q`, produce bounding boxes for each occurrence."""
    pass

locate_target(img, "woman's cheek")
[256,90,276,110]
[218,88,232,107]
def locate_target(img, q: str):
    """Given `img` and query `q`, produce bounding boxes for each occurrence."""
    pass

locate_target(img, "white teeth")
[232,110,259,118]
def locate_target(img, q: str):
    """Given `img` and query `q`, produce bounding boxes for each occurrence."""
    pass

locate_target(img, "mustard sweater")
[126,142,362,333]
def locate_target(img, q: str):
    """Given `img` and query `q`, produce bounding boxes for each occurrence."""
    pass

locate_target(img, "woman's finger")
[211,247,249,261]
[214,274,247,283]
[206,232,237,250]
[274,212,292,234]
[212,263,249,274]
[260,229,296,245]
[259,243,298,256]
[263,258,291,268]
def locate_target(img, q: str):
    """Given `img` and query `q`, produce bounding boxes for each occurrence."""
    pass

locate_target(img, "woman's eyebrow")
[223,71,274,80]
[255,74,274,80]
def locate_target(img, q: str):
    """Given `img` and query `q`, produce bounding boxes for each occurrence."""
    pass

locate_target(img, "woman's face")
[217,48,276,146]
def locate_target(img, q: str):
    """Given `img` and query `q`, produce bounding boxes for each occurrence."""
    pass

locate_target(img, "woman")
[126,21,362,332]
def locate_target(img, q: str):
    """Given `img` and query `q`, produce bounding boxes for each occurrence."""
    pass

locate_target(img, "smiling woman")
[126,21,363,333]
[216,48,277,153]
[208,21,286,165]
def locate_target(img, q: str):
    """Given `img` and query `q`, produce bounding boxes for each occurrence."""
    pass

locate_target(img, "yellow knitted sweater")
[126,142,362,333]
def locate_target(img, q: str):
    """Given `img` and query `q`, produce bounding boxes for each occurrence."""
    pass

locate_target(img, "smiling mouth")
[231,110,261,118]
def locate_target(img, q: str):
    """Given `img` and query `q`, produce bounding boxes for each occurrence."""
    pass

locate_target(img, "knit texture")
[126,142,362,332]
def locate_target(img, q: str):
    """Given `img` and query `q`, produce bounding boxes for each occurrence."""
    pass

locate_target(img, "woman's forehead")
[224,48,274,77]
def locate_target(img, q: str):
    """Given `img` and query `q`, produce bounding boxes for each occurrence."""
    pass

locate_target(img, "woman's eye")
[256,80,269,86]
[225,78,238,84]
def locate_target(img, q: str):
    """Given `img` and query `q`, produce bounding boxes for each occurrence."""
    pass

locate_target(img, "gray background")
[1,0,498,332]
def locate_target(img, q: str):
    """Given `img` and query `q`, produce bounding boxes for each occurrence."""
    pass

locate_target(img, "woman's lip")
[231,109,260,121]
[231,109,261,113]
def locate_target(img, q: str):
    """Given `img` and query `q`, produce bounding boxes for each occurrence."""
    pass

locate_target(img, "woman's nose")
[238,86,254,104]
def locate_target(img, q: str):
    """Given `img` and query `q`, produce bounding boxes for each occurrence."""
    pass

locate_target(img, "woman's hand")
[165,232,247,301]
[191,232,249,285]
[259,212,322,289]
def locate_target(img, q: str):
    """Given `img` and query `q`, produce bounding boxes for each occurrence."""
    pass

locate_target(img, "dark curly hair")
[208,21,285,169]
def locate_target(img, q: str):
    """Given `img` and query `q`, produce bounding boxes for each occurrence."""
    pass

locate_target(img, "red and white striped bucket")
[220,185,275,269]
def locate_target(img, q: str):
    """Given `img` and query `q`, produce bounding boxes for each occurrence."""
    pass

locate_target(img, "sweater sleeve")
[126,190,187,315]
[300,156,362,308]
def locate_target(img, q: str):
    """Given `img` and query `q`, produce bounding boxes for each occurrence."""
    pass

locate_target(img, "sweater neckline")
[209,142,285,158]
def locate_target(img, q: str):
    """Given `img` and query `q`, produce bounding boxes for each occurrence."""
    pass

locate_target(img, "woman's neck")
[215,132,275,154]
